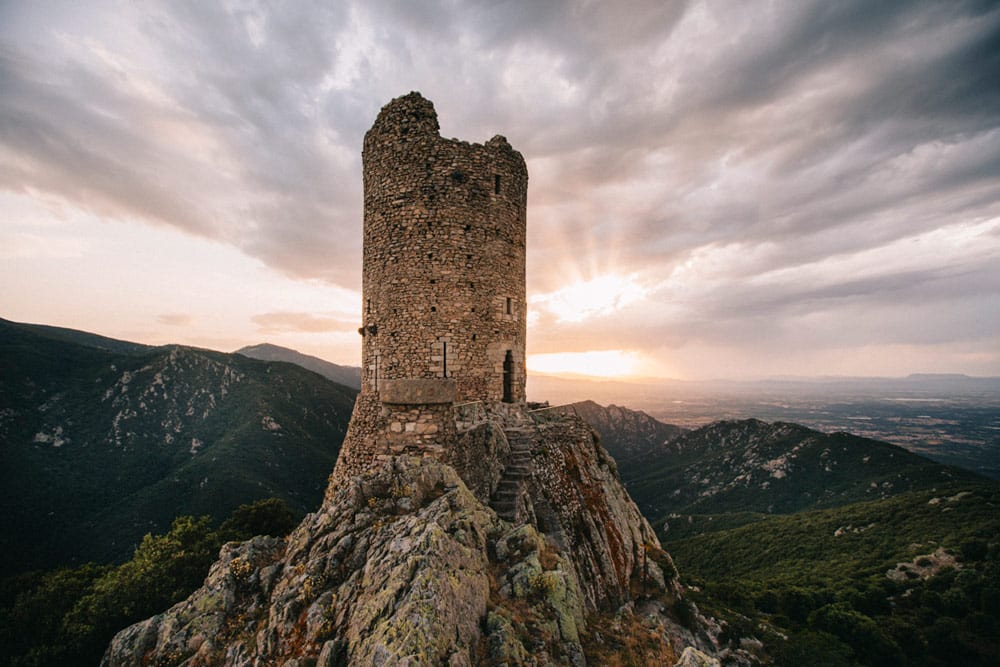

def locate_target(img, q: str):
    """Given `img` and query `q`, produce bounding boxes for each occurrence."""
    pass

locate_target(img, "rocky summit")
[103,407,742,666]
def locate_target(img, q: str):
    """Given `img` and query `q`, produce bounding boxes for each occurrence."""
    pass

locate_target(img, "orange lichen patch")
[581,610,678,667]
[566,436,631,590]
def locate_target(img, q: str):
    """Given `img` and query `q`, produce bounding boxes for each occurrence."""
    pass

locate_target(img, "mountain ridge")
[235,342,361,390]
[0,318,357,572]
[626,417,986,526]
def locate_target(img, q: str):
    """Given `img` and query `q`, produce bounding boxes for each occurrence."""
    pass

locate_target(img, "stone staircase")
[490,427,534,522]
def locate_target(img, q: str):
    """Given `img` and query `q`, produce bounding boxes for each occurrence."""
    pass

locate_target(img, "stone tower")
[334,92,528,479]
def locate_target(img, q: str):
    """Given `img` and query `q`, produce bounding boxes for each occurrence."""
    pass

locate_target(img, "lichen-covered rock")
[522,416,679,610]
[106,458,503,666]
[675,646,722,667]
[104,410,717,666]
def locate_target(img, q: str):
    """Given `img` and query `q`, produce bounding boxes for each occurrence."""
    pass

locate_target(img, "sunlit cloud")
[530,273,648,323]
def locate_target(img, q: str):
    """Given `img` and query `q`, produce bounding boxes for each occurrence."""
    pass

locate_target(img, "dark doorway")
[502,350,513,403]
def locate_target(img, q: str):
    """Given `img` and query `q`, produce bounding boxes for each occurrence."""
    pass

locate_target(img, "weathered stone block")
[381,379,457,405]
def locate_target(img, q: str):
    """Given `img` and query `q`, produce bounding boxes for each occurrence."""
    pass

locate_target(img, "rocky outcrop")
[103,409,719,665]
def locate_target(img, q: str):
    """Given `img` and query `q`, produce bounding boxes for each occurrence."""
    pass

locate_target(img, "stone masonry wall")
[383,402,457,455]
[360,92,528,403]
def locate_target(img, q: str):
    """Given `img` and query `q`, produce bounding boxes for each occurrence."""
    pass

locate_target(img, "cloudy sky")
[1,0,998,380]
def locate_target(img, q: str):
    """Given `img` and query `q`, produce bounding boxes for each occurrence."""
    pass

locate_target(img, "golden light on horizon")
[527,350,646,379]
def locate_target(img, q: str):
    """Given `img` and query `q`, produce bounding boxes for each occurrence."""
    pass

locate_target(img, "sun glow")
[530,273,647,323]
[527,350,646,378]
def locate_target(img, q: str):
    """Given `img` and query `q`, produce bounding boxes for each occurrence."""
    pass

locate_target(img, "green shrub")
[960,538,989,563]
[808,604,905,667]
[0,497,297,666]
[218,497,296,542]
[673,597,696,629]
[770,630,853,667]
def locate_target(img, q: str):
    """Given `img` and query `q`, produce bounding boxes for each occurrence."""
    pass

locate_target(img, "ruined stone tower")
[333,92,528,479]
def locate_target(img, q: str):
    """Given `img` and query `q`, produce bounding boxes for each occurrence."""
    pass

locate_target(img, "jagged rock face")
[520,417,673,610]
[105,459,499,665]
[103,414,683,666]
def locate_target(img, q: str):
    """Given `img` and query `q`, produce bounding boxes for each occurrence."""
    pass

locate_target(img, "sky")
[1,0,999,380]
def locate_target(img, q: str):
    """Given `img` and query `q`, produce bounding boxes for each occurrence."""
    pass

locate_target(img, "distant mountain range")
[530,371,1000,402]
[0,318,357,573]
[236,343,361,390]
[567,401,989,535]
[2,317,993,576]
[624,417,984,526]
